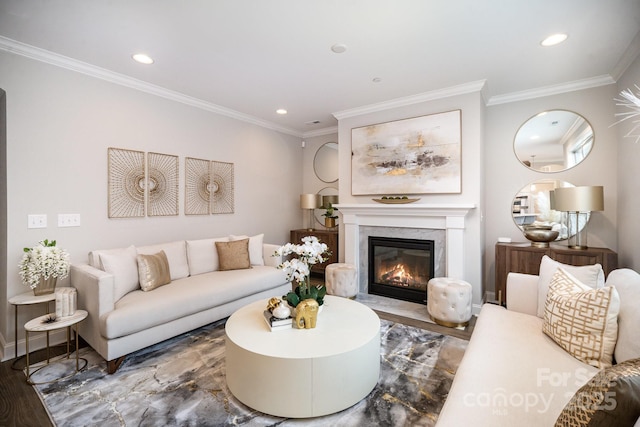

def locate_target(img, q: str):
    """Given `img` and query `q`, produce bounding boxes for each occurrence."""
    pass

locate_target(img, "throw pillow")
[99,245,140,302]
[543,268,620,368]
[136,250,172,292]
[186,237,229,275]
[536,255,604,318]
[136,241,189,280]
[555,358,640,427]
[215,239,251,271]
[229,234,264,266]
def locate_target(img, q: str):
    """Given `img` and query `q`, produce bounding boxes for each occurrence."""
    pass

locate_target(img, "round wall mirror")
[314,186,339,228]
[514,110,594,173]
[313,142,339,183]
[512,179,583,241]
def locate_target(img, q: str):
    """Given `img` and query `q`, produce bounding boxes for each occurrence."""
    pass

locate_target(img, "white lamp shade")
[300,194,322,209]
[554,186,604,212]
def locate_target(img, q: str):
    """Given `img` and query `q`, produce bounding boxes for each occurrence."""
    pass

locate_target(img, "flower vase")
[33,276,57,296]
[324,217,336,228]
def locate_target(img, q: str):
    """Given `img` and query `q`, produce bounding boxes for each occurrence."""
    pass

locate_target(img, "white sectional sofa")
[71,234,290,373]
[437,259,640,427]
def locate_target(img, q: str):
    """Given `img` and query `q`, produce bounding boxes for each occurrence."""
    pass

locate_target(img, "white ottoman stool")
[427,277,472,327]
[325,263,358,298]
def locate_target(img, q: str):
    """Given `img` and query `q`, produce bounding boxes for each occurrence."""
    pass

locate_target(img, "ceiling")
[1,1,639,137]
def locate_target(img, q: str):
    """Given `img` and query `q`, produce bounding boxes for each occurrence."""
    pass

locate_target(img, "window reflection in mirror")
[512,179,575,241]
[514,110,594,173]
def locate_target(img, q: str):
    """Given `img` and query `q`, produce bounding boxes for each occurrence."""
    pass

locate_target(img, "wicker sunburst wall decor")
[147,152,179,216]
[108,148,145,218]
[211,161,234,214]
[185,157,211,215]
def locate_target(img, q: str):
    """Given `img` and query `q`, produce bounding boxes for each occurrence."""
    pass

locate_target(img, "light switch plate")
[58,213,81,227]
[28,214,47,229]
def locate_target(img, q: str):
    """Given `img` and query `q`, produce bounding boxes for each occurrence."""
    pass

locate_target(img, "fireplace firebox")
[368,236,434,304]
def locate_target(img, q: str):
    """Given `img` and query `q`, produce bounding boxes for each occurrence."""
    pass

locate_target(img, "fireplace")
[368,236,434,304]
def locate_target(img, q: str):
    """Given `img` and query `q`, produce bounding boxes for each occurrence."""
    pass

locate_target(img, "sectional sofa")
[437,257,640,426]
[71,234,290,373]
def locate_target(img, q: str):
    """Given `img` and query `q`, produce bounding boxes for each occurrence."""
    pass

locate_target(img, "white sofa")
[437,264,640,427]
[71,235,290,373]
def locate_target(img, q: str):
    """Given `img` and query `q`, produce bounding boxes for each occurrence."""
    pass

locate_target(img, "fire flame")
[380,263,414,286]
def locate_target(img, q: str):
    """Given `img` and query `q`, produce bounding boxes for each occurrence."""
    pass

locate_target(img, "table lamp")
[300,194,322,231]
[553,186,604,249]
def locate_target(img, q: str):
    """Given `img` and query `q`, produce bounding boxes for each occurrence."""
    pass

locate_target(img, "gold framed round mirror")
[514,110,594,173]
[313,142,339,183]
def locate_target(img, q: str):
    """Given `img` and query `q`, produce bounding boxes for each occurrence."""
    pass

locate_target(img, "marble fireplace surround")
[336,204,476,295]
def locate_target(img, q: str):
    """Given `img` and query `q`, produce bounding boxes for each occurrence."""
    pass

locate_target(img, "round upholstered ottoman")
[427,277,472,327]
[325,263,358,298]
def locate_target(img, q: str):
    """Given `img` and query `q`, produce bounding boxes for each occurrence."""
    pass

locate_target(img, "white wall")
[0,51,303,357]
[301,133,339,230]
[616,54,640,270]
[336,91,485,306]
[484,85,620,292]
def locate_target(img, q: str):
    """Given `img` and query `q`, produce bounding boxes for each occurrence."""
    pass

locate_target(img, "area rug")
[30,319,467,427]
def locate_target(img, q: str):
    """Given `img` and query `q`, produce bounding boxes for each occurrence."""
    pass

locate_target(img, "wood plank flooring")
[0,312,474,427]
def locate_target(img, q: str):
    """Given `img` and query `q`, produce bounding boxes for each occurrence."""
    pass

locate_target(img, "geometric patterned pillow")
[543,268,620,369]
[555,358,640,427]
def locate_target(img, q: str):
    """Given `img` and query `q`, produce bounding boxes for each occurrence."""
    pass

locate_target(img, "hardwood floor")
[0,311,474,426]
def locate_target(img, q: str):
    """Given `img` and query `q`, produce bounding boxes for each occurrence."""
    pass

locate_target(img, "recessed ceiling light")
[132,53,154,64]
[331,43,347,54]
[276,109,287,115]
[540,33,568,47]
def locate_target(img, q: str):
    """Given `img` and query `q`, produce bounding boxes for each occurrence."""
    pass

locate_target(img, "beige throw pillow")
[215,239,251,271]
[543,268,620,368]
[229,234,264,266]
[536,255,604,318]
[137,250,172,291]
[99,245,140,301]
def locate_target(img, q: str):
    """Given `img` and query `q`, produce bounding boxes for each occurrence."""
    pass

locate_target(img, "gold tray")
[372,198,420,204]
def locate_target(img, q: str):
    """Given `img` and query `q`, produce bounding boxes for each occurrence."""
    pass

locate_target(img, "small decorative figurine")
[272,301,291,319]
[266,297,281,312]
[295,298,319,329]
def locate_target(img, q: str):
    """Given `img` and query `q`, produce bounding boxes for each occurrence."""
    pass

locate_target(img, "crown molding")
[302,126,338,138]
[610,30,640,82]
[487,75,616,106]
[0,36,303,137]
[332,80,487,120]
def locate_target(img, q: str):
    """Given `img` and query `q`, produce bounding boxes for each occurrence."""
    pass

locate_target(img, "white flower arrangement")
[274,236,330,307]
[274,236,329,283]
[18,239,70,289]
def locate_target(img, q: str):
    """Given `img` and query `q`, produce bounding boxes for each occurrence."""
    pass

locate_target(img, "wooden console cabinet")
[290,229,339,275]
[495,242,617,306]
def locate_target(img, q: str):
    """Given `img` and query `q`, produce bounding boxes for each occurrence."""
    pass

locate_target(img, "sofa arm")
[70,263,117,318]
[263,243,282,268]
[506,272,539,316]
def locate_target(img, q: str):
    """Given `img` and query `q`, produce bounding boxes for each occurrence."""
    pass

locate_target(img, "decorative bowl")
[524,229,559,248]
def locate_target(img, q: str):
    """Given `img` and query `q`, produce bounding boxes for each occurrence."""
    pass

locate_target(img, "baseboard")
[1,329,68,362]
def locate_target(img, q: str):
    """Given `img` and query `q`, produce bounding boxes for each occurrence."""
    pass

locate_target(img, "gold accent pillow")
[543,268,620,368]
[215,239,251,271]
[137,250,172,292]
[555,358,640,427]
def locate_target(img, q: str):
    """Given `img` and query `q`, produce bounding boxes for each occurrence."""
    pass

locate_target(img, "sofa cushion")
[216,239,251,271]
[229,234,264,266]
[101,266,287,339]
[186,237,229,275]
[555,357,640,427]
[98,245,139,302]
[137,251,171,292]
[136,241,189,280]
[606,269,640,364]
[537,255,604,318]
[436,304,599,426]
[543,268,619,369]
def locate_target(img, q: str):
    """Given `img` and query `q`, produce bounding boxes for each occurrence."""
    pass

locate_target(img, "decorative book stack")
[55,288,77,317]
[263,310,292,331]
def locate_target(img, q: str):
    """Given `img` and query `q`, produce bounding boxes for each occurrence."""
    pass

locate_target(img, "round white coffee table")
[225,295,380,418]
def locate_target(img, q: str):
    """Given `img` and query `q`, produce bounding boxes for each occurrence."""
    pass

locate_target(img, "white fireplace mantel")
[335,203,475,279]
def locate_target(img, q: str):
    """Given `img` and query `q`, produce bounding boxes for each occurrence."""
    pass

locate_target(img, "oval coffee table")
[225,295,380,418]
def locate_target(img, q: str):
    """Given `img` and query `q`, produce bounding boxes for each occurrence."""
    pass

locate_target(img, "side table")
[8,288,73,370]
[24,309,88,385]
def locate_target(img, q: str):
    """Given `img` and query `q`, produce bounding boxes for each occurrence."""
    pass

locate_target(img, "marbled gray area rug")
[31,319,467,427]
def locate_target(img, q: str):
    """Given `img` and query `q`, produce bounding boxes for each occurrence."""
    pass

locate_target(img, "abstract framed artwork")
[211,161,234,214]
[108,148,145,218]
[147,152,179,216]
[351,109,462,195]
[185,157,211,215]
